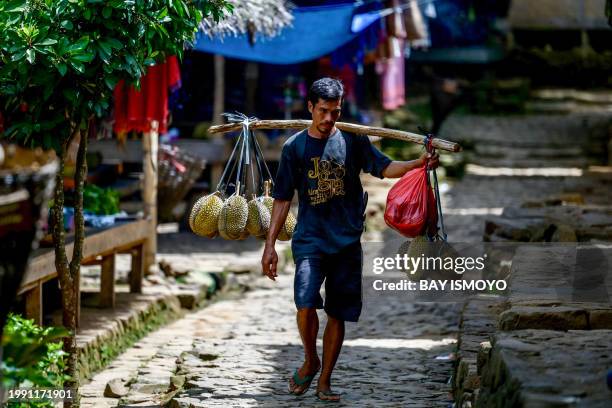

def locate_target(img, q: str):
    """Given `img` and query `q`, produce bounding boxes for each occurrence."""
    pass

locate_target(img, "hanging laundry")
[424,1,437,18]
[378,39,406,111]
[386,0,407,39]
[404,0,428,41]
[113,56,181,135]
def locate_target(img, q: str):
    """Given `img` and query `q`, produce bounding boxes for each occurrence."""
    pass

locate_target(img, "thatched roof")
[200,0,294,40]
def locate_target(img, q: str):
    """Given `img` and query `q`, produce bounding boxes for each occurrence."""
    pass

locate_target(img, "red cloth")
[113,56,181,134]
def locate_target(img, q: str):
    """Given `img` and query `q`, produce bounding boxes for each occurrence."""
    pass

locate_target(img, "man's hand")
[261,243,279,281]
[418,151,440,169]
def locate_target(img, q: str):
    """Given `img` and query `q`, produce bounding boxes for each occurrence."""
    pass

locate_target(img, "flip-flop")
[316,389,341,402]
[289,369,316,395]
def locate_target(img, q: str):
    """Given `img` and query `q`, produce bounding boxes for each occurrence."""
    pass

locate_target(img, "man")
[261,78,439,402]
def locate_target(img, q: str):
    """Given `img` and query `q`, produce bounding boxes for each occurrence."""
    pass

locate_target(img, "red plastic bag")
[384,165,438,237]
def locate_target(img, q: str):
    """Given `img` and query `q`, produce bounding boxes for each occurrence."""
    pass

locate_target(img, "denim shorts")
[293,241,363,322]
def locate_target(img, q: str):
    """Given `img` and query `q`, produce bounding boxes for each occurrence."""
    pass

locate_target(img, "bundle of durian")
[259,180,296,241]
[188,114,297,241]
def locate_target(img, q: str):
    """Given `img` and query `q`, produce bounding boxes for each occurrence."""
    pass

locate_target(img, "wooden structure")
[17,125,161,327]
[19,220,149,326]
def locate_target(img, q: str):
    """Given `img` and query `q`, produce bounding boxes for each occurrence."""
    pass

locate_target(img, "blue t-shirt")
[272,129,392,260]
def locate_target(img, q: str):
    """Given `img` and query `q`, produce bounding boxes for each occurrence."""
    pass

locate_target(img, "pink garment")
[380,44,406,110]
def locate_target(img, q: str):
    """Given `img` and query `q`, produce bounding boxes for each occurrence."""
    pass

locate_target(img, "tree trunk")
[52,122,88,408]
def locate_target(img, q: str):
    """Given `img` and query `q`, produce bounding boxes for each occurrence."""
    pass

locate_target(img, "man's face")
[308,98,342,135]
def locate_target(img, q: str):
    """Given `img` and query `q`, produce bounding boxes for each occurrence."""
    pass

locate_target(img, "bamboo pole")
[208,120,461,152]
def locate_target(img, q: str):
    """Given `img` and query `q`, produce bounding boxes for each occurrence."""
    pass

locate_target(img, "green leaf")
[103,75,118,90]
[68,60,85,73]
[11,50,26,62]
[37,38,58,46]
[57,63,67,76]
[4,0,27,13]
[26,49,35,64]
[71,51,95,63]
[108,38,123,49]
[97,40,112,55]
[66,36,90,53]
[102,7,112,19]
[60,20,74,30]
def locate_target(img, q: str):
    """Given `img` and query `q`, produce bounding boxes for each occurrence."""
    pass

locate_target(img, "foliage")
[83,184,120,215]
[1,314,69,407]
[0,0,232,149]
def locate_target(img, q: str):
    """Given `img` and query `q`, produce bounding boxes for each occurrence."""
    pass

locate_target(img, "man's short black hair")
[308,77,344,106]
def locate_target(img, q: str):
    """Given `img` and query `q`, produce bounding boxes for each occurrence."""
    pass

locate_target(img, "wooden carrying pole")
[208,120,461,152]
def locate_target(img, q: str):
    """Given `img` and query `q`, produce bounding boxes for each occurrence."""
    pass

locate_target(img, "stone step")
[453,296,503,408]
[484,205,612,242]
[474,145,584,159]
[477,330,612,408]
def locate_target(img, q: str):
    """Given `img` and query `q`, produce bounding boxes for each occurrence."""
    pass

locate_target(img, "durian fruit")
[189,197,205,233]
[247,196,271,238]
[278,211,296,241]
[398,235,430,279]
[261,180,296,241]
[406,235,430,260]
[218,185,249,240]
[190,191,223,238]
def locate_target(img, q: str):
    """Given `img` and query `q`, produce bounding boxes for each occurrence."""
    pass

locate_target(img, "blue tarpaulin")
[192,3,380,64]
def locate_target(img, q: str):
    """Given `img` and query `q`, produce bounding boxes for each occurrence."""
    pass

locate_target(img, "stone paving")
[168,274,460,407]
[81,245,461,407]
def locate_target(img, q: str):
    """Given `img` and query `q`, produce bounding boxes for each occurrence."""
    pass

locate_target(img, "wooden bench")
[18,219,150,326]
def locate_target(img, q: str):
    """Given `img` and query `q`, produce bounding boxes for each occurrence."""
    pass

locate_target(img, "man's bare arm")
[261,199,291,281]
[382,152,440,178]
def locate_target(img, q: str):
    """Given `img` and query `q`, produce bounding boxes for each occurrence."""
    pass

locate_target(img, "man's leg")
[317,314,344,400]
[316,242,362,401]
[290,310,321,394]
[290,258,324,394]
[295,308,321,381]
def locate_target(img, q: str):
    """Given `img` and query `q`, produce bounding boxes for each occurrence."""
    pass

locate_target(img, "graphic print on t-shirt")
[307,156,346,205]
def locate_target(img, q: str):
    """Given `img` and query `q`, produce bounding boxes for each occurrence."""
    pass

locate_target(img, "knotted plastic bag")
[384,164,438,237]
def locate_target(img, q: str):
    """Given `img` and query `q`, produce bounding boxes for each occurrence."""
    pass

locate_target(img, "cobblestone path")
[82,252,460,408]
[168,274,459,407]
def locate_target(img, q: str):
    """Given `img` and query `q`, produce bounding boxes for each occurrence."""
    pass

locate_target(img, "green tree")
[0,1,231,404]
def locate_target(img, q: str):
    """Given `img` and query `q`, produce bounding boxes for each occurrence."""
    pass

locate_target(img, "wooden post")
[130,244,144,294]
[142,121,158,274]
[99,254,115,307]
[25,283,43,326]
[213,55,225,126]
[245,62,258,115]
[211,54,226,189]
